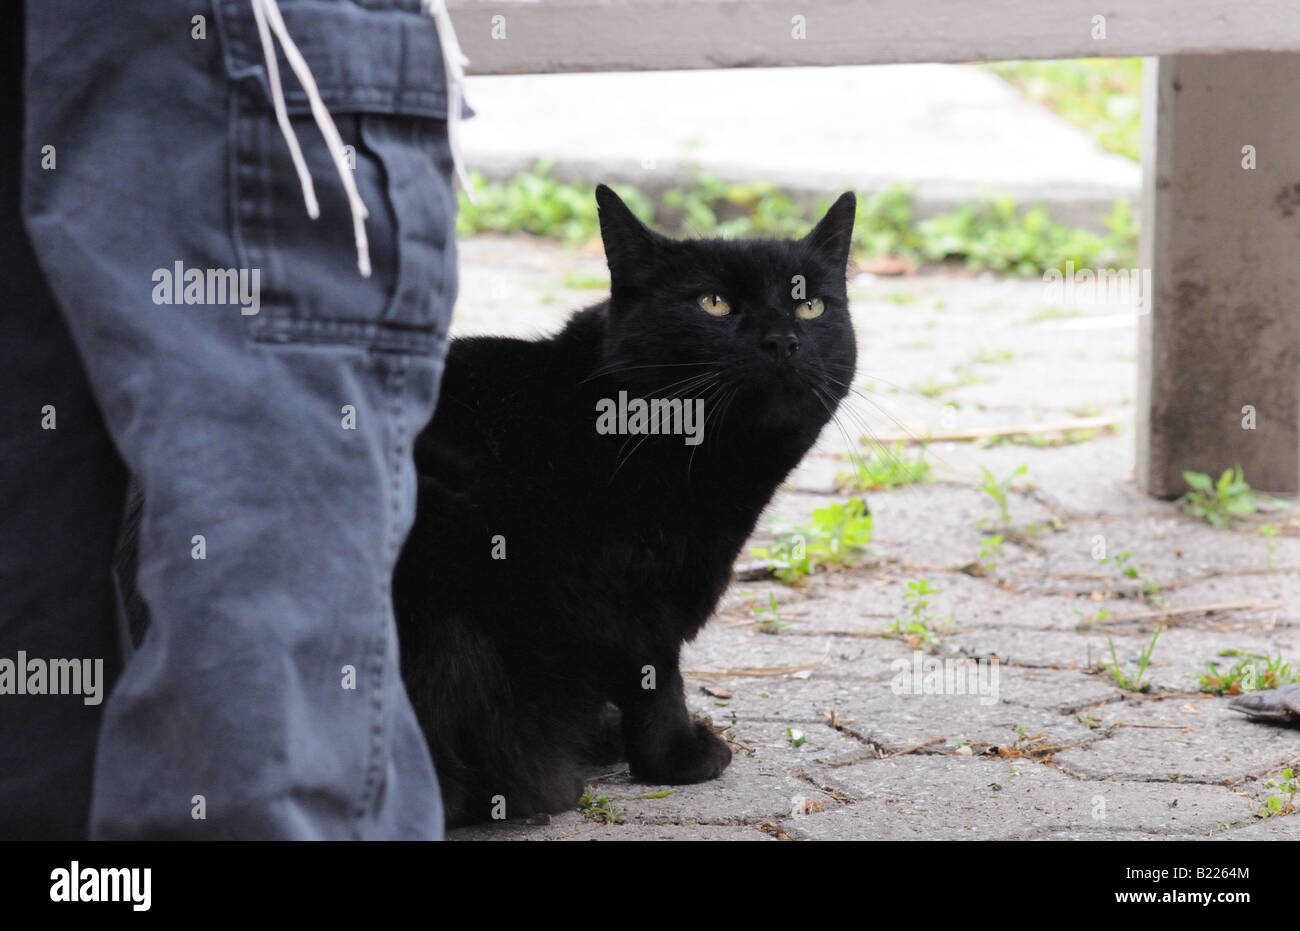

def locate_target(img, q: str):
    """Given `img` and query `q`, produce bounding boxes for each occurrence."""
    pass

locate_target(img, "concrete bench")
[449,0,1300,496]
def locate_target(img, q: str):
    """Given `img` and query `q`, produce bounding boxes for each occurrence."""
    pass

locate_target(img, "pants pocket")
[231,93,457,353]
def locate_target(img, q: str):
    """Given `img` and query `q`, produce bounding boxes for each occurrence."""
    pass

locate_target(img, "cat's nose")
[762,331,800,362]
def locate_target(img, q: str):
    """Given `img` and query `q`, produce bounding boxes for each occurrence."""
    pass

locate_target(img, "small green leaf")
[1182,471,1213,492]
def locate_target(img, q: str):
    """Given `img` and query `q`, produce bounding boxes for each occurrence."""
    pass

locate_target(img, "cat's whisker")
[704,383,738,448]
[606,374,722,477]
[610,431,641,478]
[799,376,850,450]
[821,373,921,439]
[607,374,725,484]
[699,382,729,448]
[820,374,963,474]
[832,407,917,479]
[812,380,913,486]
[642,370,722,400]
[810,382,901,466]
[603,371,721,421]
[805,381,865,473]
[687,382,736,483]
[712,385,742,447]
[830,366,918,397]
[827,367,970,457]
[580,360,716,385]
[820,372,920,441]
[609,431,656,484]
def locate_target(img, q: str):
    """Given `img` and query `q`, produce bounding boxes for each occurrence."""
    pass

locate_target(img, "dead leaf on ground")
[859,255,915,276]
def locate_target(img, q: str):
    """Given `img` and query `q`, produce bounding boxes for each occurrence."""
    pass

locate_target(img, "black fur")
[394,186,858,826]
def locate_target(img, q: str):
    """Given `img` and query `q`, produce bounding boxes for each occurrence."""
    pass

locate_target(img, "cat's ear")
[596,184,662,283]
[803,191,856,269]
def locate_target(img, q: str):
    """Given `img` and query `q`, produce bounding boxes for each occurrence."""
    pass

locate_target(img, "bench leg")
[1137,53,1300,497]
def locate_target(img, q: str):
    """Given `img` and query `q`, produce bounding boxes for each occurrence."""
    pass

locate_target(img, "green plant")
[1031,306,1085,322]
[1180,467,1256,526]
[1012,725,1041,751]
[562,271,609,290]
[1076,608,1114,625]
[750,498,873,585]
[456,169,1138,278]
[1100,549,1162,602]
[787,727,806,748]
[982,426,1106,448]
[985,59,1142,162]
[456,161,655,243]
[1198,652,1300,695]
[854,184,924,260]
[578,786,626,824]
[913,370,987,399]
[1101,624,1163,692]
[916,196,1137,278]
[884,579,953,652]
[1260,524,1280,570]
[977,534,1006,572]
[977,464,1028,524]
[1259,768,1297,818]
[662,176,817,240]
[753,593,791,635]
[835,442,932,491]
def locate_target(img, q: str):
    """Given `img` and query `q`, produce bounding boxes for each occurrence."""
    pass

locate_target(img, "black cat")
[394,185,858,827]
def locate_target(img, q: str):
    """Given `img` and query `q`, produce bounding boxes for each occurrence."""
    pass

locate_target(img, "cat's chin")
[753,382,840,430]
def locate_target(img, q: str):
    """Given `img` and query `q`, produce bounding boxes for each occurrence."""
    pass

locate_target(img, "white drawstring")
[423,0,476,204]
[250,0,372,277]
[248,0,476,277]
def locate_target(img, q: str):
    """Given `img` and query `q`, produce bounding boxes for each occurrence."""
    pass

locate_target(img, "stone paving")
[450,236,1300,840]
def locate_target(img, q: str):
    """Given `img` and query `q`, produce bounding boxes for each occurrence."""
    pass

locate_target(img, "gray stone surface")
[782,756,1256,840]
[448,235,1300,840]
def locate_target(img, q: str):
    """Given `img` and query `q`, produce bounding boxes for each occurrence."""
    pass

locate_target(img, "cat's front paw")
[629,720,732,784]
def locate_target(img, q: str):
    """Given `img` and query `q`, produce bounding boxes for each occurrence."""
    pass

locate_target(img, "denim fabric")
[1,0,460,838]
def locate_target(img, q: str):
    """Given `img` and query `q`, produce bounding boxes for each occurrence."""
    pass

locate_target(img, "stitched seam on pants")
[354,355,411,823]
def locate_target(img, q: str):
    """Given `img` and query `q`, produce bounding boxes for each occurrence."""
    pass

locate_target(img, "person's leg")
[0,5,128,839]
[21,0,458,838]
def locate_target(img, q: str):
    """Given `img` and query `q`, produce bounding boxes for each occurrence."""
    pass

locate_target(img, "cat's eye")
[795,298,825,320]
[697,293,731,317]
